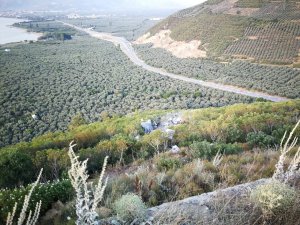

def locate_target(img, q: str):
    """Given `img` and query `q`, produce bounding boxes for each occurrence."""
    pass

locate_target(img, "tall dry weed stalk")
[68,141,108,225]
[213,150,223,167]
[273,120,300,184]
[6,169,43,225]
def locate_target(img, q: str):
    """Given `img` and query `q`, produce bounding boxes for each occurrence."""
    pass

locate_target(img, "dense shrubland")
[0,100,299,224]
[1,100,298,187]
[135,44,300,98]
[0,179,73,224]
[0,35,255,147]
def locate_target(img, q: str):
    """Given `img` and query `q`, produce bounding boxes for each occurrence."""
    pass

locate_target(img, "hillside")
[133,0,300,100]
[137,0,300,66]
[1,100,300,224]
[1,4,300,224]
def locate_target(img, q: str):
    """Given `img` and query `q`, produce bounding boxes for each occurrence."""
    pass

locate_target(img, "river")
[0,17,41,45]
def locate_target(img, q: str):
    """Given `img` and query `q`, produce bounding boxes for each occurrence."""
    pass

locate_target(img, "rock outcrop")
[146,178,270,224]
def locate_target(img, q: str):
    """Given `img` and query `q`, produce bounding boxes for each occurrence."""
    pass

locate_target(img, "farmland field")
[135,44,300,98]
[0,33,254,147]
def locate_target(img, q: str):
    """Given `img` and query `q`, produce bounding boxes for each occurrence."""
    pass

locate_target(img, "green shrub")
[246,131,276,148]
[0,179,73,224]
[250,181,297,215]
[220,143,243,155]
[104,175,135,208]
[113,193,147,222]
[225,125,243,143]
[155,155,182,171]
[190,141,216,159]
[79,147,107,173]
[0,150,35,188]
[190,141,242,159]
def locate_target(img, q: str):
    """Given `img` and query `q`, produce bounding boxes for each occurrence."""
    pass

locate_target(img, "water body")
[0,17,41,44]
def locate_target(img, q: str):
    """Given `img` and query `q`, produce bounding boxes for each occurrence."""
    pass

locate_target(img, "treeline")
[14,20,79,37]
[38,32,72,41]
[13,20,82,41]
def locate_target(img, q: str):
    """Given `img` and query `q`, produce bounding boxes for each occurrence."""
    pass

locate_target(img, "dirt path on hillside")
[59,21,289,102]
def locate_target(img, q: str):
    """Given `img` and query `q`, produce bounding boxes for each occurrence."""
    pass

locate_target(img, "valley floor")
[60,21,289,103]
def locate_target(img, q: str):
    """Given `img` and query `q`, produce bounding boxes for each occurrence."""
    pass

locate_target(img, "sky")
[0,0,205,13]
[125,0,204,9]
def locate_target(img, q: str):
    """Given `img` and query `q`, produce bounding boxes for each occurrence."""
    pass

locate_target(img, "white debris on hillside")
[171,145,180,154]
[164,129,175,140]
[32,114,39,120]
[141,112,183,150]
[141,119,154,133]
[141,112,182,135]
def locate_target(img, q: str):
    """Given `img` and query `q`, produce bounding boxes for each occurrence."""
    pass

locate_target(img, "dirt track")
[59,21,289,102]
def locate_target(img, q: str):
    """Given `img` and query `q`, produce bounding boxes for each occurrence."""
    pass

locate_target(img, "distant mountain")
[142,0,300,65]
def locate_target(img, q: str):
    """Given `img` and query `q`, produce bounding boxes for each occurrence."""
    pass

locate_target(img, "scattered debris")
[32,113,40,120]
[156,112,182,130]
[141,112,182,135]
[135,135,141,141]
[141,119,154,133]
[170,145,180,154]
[164,129,175,140]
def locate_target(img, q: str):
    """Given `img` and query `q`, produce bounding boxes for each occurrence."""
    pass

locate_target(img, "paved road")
[60,21,289,102]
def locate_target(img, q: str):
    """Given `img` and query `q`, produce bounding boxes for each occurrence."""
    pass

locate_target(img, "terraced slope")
[143,0,300,66]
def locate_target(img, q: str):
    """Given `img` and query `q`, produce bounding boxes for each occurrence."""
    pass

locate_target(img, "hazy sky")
[0,0,206,12]
[126,0,204,9]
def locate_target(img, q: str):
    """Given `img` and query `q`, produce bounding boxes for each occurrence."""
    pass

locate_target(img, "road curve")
[59,21,289,102]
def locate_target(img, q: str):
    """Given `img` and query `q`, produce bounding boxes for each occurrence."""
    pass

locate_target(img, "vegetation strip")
[59,21,289,102]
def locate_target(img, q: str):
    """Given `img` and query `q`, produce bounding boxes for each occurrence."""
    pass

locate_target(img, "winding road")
[60,21,289,102]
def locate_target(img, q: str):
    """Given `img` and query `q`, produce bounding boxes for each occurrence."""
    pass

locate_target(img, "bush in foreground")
[0,179,73,224]
[114,193,147,222]
[250,181,297,215]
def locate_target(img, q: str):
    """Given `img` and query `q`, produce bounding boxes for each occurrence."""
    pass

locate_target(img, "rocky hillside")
[137,0,300,66]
